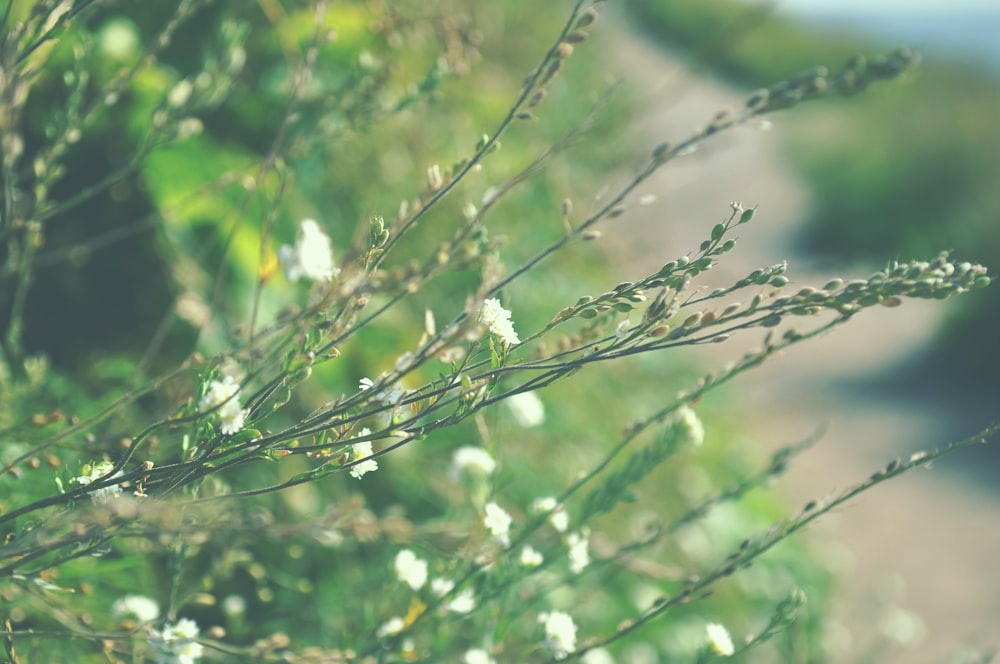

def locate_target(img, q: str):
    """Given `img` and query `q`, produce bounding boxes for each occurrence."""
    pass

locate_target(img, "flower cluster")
[198,375,248,435]
[349,428,378,479]
[483,502,512,548]
[478,298,520,346]
[539,610,577,660]
[74,461,124,504]
[394,549,428,591]
[150,618,204,664]
[278,218,339,283]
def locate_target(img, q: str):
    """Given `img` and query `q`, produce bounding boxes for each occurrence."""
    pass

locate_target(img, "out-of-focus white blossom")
[675,405,705,447]
[394,549,428,591]
[520,545,544,568]
[706,622,735,656]
[377,617,404,638]
[112,595,160,622]
[567,529,590,574]
[539,610,577,660]
[484,502,512,548]
[464,648,496,664]
[507,391,544,427]
[452,446,497,476]
[74,461,123,504]
[278,218,339,283]
[531,497,569,533]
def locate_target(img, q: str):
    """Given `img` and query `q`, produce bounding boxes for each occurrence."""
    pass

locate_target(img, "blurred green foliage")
[625,0,1000,387]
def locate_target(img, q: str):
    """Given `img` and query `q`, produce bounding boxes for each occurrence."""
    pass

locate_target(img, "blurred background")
[618,0,1000,661]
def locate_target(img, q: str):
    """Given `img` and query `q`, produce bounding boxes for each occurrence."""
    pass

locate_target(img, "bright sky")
[775,0,1000,12]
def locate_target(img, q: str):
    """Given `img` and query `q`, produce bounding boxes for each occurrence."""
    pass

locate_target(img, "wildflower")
[531,497,569,533]
[74,461,124,504]
[452,446,497,476]
[483,502,512,548]
[464,649,496,664]
[507,391,544,427]
[278,218,339,283]
[675,405,705,447]
[706,622,735,656]
[112,595,160,622]
[478,298,520,346]
[198,375,248,435]
[567,529,590,574]
[539,611,577,660]
[377,617,405,638]
[520,545,544,568]
[150,618,203,664]
[349,428,378,479]
[446,588,476,614]
[394,549,428,591]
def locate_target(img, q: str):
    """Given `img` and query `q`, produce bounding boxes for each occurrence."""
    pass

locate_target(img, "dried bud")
[575,7,599,28]
[746,88,769,112]
[651,142,672,161]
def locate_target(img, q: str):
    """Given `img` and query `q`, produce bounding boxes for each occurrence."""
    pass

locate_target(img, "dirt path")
[599,10,1000,662]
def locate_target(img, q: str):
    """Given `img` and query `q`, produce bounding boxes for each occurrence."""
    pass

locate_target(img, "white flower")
[278,218,339,282]
[483,502,512,548]
[706,622,735,656]
[358,377,375,391]
[112,595,160,622]
[567,530,590,574]
[478,298,520,346]
[531,497,568,533]
[349,428,378,479]
[452,446,497,476]
[464,649,496,664]
[198,374,240,411]
[431,577,453,596]
[431,577,475,613]
[74,461,124,504]
[394,549,428,591]
[199,375,248,435]
[150,618,203,664]
[218,400,247,435]
[507,391,544,427]
[520,545,544,568]
[377,616,405,638]
[581,648,615,664]
[539,610,577,660]
[675,405,705,447]
[447,588,476,614]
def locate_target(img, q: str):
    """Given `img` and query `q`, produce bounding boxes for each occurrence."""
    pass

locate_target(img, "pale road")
[596,10,1000,662]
